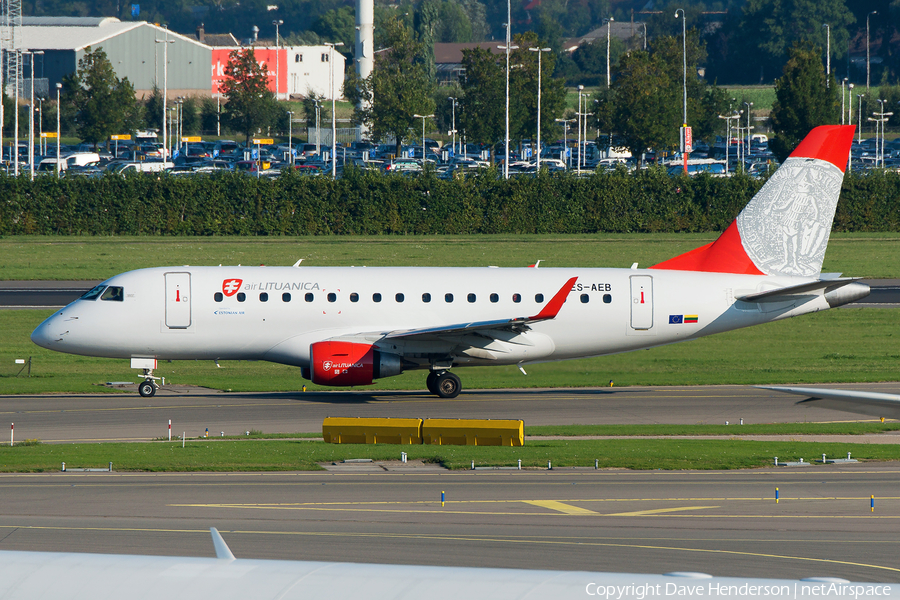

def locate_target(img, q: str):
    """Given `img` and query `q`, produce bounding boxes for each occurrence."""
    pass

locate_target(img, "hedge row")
[2,166,899,236]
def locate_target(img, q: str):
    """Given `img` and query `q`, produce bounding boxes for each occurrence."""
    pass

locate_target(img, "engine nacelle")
[309,341,404,386]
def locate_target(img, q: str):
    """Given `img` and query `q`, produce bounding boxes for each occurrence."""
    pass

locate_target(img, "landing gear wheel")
[138,380,157,398]
[434,371,461,399]
[426,371,439,395]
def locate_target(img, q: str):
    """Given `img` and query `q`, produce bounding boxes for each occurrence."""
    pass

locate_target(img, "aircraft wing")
[382,276,578,341]
[760,386,900,420]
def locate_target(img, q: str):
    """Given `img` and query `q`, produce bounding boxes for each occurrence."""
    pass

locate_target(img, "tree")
[220,48,281,145]
[181,96,200,135]
[770,43,840,161]
[301,92,330,130]
[199,97,220,136]
[61,46,139,148]
[458,47,504,144]
[143,85,163,131]
[508,32,567,144]
[610,50,680,163]
[346,17,434,153]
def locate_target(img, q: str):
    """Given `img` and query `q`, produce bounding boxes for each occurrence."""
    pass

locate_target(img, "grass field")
[3,305,898,394]
[2,232,900,280]
[0,437,896,472]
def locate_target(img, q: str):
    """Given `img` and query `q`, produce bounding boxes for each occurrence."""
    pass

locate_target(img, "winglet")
[529,277,577,321]
[211,527,236,561]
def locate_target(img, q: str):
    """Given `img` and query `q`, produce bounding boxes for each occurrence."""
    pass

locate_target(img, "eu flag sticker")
[669,315,683,324]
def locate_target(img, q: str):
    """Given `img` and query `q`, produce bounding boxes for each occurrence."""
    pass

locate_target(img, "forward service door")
[165,272,192,329]
[630,275,653,330]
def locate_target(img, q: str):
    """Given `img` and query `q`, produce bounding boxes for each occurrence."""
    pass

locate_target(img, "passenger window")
[80,285,106,301]
[445,293,453,303]
[422,293,431,303]
[395,293,405,302]
[467,293,476,303]
[535,293,544,303]
[100,286,124,302]
[350,293,359,303]
[283,293,291,302]
[305,293,314,302]
[603,294,612,304]
[214,292,223,302]
[373,293,382,303]
[490,293,499,303]
[259,292,268,302]
[237,292,246,302]
[327,293,336,302]
[512,293,521,303]
[581,294,589,303]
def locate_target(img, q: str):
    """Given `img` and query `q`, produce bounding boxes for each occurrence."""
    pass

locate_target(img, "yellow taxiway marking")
[3,524,899,574]
[0,401,297,416]
[522,500,599,515]
[606,506,720,517]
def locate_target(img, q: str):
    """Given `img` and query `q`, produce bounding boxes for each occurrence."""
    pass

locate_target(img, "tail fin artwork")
[651,125,856,277]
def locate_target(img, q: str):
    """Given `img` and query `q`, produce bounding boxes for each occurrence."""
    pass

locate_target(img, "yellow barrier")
[422,419,524,447]
[322,417,422,445]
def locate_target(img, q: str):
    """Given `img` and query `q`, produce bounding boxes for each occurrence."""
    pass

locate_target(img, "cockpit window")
[100,286,124,301]
[80,285,106,301]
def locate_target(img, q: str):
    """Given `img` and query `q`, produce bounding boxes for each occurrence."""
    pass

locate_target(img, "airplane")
[0,527,894,599]
[31,125,869,399]
[762,386,900,421]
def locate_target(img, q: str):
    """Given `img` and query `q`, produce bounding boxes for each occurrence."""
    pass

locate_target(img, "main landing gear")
[137,368,161,398]
[426,370,461,399]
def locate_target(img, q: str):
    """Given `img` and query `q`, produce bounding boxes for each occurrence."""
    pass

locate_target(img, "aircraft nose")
[31,312,65,349]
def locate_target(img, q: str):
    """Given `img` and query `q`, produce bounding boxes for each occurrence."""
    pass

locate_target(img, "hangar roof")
[18,17,209,52]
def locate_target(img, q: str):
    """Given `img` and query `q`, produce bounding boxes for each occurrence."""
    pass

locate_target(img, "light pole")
[176,98,184,157]
[605,17,614,89]
[555,118,573,169]
[26,50,43,180]
[314,99,321,156]
[848,84,854,126]
[577,85,583,169]
[325,41,343,179]
[55,82,61,178]
[841,79,846,124]
[867,11,877,90]
[273,20,283,100]
[876,99,891,167]
[675,8,688,173]
[287,110,294,166]
[216,94,220,136]
[857,94,864,143]
[413,113,433,166]
[36,99,42,157]
[743,101,753,157]
[823,23,830,87]
[499,17,518,179]
[529,47,550,170]
[155,28,174,159]
[448,96,458,157]
[717,111,740,175]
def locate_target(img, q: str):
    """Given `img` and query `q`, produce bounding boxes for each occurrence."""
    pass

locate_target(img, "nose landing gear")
[137,368,161,398]
[426,370,461,398]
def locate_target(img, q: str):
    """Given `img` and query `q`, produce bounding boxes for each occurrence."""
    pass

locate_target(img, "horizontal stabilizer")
[737,279,867,303]
[761,386,900,420]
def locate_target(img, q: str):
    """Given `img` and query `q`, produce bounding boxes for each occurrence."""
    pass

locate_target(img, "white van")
[37,152,101,172]
[107,161,173,174]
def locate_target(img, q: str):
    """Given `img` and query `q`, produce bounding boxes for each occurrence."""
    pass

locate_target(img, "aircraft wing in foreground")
[762,386,900,420]
[0,528,895,600]
[32,126,869,398]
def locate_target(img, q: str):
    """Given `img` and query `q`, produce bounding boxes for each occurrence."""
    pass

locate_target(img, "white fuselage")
[31,265,834,371]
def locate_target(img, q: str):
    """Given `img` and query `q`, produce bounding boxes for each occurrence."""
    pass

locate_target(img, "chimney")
[196,23,205,43]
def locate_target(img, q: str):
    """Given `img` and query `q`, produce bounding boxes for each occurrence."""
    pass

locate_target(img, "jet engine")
[309,341,404,386]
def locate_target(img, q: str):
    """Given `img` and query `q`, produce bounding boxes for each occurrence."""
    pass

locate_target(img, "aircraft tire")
[434,371,461,399]
[425,371,439,395]
[138,380,157,398]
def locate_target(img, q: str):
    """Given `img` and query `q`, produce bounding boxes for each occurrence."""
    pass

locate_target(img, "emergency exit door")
[165,272,192,329]
[630,275,653,330]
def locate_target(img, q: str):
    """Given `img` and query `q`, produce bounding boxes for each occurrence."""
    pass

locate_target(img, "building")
[15,16,211,99]
[211,44,346,100]
[434,42,504,84]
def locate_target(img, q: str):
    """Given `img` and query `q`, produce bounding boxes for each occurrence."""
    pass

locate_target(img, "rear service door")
[630,275,653,330]
[165,272,192,329]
